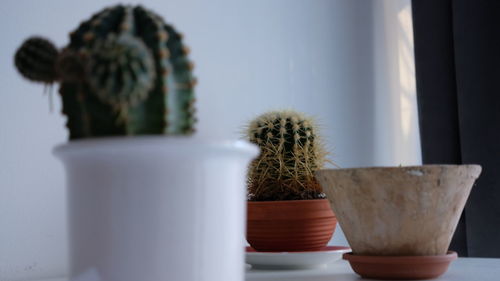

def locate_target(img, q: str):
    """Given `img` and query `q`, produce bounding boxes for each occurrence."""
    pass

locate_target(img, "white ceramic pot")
[54,137,258,281]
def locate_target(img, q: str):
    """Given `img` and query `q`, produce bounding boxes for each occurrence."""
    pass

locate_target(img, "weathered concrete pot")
[315,165,481,256]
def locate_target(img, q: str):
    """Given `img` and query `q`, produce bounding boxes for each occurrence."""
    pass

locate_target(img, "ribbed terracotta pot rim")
[247,199,335,220]
[343,251,458,264]
[247,198,329,204]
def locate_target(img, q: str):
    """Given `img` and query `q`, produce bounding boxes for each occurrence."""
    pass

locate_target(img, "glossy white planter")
[54,137,258,281]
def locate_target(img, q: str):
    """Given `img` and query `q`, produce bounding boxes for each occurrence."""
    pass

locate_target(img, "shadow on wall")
[373,0,421,167]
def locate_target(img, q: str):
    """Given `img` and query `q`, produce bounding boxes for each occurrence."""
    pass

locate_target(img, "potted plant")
[244,110,337,252]
[14,5,258,281]
[315,165,481,279]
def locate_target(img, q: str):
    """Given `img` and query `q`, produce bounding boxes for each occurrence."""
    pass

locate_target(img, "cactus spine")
[246,110,328,201]
[14,5,196,139]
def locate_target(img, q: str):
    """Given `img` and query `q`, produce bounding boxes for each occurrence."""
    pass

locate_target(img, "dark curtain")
[412,0,500,257]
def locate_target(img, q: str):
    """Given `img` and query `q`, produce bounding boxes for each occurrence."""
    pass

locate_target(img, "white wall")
[372,1,421,166]
[0,0,420,280]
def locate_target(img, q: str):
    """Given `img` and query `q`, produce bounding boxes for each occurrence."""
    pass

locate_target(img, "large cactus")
[246,110,328,201]
[14,5,196,139]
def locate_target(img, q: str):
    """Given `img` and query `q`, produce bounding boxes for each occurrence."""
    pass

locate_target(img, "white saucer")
[246,246,351,270]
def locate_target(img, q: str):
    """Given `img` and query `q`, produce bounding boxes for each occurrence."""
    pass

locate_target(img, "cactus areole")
[14,5,196,139]
[246,110,329,201]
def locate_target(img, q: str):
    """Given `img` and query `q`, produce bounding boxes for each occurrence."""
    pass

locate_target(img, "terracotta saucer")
[343,251,457,280]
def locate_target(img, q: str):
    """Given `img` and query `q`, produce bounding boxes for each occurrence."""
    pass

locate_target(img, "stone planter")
[315,165,481,256]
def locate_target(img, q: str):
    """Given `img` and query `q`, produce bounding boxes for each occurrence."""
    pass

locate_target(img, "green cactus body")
[14,5,196,139]
[246,110,328,201]
[14,37,59,83]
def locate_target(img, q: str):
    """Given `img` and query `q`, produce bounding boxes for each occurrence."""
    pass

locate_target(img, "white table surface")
[28,258,500,281]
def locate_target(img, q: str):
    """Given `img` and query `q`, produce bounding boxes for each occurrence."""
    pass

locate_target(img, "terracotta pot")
[343,251,457,280]
[247,199,337,252]
[315,165,481,256]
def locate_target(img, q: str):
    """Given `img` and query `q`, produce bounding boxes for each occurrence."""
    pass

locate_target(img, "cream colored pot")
[316,165,481,256]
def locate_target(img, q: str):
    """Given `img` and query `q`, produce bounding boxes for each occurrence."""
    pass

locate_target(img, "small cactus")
[246,110,328,201]
[14,4,196,139]
[14,37,59,83]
